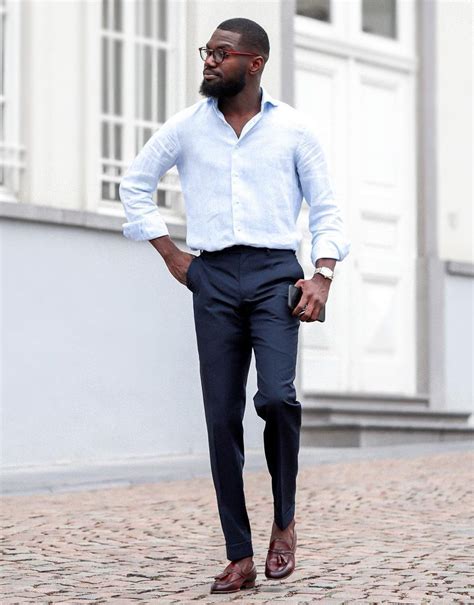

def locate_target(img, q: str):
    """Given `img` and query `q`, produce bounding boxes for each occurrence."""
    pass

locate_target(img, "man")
[119,17,350,594]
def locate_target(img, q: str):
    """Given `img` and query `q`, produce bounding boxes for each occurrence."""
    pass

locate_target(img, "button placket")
[232,144,242,233]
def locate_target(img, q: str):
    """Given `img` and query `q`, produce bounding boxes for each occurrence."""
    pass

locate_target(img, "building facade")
[1,0,472,473]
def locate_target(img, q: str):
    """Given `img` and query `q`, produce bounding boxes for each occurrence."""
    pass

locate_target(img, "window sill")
[0,201,187,241]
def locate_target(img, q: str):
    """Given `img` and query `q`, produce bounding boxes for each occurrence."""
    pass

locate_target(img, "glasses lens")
[214,49,224,63]
[199,48,225,63]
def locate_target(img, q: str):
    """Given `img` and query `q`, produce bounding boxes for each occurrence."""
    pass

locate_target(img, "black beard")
[199,71,246,99]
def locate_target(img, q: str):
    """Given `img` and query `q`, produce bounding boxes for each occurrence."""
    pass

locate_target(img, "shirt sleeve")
[295,126,351,266]
[118,119,180,241]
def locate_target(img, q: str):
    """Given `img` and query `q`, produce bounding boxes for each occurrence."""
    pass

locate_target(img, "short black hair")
[217,17,270,62]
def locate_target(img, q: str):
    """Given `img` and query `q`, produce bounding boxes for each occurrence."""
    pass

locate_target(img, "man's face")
[199,29,249,99]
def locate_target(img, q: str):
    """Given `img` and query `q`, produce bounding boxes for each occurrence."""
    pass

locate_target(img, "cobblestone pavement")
[1,450,473,604]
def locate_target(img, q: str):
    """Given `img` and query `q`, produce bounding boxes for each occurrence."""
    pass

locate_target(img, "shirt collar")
[260,86,279,108]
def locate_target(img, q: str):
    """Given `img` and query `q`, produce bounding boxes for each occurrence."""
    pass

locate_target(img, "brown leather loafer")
[265,518,297,580]
[210,560,257,594]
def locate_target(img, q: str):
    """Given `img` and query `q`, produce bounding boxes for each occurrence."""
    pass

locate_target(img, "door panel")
[295,51,417,395]
[351,62,416,394]
[295,50,351,393]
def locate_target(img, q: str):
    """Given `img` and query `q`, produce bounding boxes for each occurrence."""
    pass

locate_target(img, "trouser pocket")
[185,256,200,292]
[291,254,305,280]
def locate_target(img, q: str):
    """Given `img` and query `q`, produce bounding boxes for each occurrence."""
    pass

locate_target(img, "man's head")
[199,18,270,99]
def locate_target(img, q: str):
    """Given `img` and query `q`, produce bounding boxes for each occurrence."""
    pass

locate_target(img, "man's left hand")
[291,274,331,322]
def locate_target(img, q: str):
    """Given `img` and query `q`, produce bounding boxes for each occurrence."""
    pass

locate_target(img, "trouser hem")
[274,504,296,531]
[226,540,254,561]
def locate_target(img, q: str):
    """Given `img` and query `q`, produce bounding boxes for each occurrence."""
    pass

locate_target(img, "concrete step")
[303,391,431,410]
[301,421,474,448]
[300,398,474,447]
[302,404,472,426]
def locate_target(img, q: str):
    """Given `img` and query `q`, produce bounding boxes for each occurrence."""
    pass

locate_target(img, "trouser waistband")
[200,245,295,256]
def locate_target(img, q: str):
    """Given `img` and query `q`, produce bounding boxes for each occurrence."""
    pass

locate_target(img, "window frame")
[295,0,415,63]
[84,0,186,222]
[295,0,347,41]
[0,0,26,203]
[352,0,415,57]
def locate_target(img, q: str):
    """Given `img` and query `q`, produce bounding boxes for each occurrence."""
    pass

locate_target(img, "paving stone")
[1,451,473,602]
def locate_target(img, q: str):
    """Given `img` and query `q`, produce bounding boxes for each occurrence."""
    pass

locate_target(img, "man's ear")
[249,56,265,76]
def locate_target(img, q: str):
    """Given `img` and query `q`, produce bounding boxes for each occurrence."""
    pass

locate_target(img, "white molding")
[295,31,418,73]
[446,261,474,278]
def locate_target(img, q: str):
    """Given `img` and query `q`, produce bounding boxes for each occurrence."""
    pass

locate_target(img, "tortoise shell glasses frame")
[199,46,260,64]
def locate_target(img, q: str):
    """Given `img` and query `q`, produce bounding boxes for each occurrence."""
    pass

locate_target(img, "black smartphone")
[288,284,325,322]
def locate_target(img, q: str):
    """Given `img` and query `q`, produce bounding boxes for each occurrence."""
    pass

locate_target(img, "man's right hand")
[165,250,197,286]
[148,235,196,286]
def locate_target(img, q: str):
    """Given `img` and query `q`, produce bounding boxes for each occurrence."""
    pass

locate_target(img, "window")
[362,0,397,40]
[294,0,412,56]
[0,0,25,201]
[296,0,331,23]
[100,0,183,211]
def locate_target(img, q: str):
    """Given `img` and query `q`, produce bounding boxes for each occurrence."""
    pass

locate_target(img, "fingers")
[293,299,321,322]
[298,305,316,322]
[293,301,310,321]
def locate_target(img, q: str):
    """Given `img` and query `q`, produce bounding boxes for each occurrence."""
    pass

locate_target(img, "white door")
[295,0,417,396]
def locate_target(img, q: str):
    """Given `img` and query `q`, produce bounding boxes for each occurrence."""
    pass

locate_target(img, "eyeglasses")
[198,46,259,64]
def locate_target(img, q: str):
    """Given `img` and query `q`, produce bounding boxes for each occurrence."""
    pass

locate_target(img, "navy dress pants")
[185,244,304,561]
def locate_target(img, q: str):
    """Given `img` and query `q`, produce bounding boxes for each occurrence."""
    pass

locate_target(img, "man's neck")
[217,85,262,118]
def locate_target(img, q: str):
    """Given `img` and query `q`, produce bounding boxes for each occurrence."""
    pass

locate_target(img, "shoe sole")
[265,566,295,580]
[210,579,256,594]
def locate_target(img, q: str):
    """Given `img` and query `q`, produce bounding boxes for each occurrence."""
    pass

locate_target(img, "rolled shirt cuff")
[122,213,170,241]
[311,239,351,266]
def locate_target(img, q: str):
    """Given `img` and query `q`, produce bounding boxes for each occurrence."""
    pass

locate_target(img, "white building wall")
[1,217,264,467]
[435,0,473,264]
[444,270,474,415]
[437,0,473,415]
[423,0,474,417]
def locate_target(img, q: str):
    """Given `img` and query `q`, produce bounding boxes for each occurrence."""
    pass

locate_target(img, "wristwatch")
[313,266,334,281]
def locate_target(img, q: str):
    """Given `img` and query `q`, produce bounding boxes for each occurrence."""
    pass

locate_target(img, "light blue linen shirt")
[119,86,350,265]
